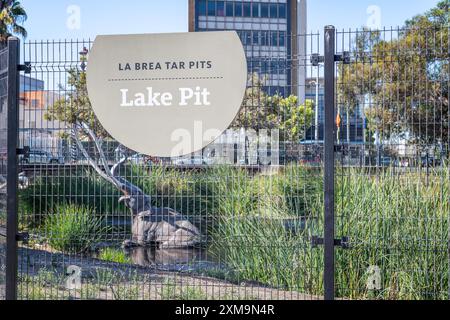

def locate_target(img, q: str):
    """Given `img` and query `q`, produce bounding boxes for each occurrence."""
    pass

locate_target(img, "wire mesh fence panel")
[0,43,9,300]
[16,33,325,300]
[14,26,449,301]
[334,27,450,300]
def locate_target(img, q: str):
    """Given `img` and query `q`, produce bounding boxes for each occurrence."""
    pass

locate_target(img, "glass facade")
[198,0,288,19]
[239,30,286,47]
[194,0,294,96]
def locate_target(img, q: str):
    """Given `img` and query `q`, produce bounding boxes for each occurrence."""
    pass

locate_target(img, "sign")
[87,31,247,157]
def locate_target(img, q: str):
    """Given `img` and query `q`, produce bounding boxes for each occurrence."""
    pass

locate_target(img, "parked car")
[421,156,441,167]
[380,156,392,166]
[20,150,64,164]
[129,154,153,166]
[172,155,208,166]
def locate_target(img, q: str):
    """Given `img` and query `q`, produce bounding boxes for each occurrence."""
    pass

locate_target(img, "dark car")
[20,150,64,164]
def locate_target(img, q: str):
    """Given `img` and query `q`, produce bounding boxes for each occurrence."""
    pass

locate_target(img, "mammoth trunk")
[71,123,200,249]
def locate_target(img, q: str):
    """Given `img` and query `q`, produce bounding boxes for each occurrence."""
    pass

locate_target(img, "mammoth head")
[118,194,151,215]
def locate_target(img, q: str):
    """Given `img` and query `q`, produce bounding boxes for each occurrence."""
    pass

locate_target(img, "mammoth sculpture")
[72,123,201,249]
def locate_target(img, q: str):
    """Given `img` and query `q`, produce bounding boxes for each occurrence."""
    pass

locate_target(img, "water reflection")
[124,247,215,271]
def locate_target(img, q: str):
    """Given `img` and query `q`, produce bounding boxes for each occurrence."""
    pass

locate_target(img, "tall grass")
[213,167,449,300]
[210,165,324,295]
[334,168,449,299]
[44,204,108,254]
[20,165,316,224]
[20,164,450,299]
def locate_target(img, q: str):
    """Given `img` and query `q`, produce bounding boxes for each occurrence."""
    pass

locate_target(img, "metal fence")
[1,38,20,301]
[1,25,449,300]
[0,42,8,301]
[333,26,449,300]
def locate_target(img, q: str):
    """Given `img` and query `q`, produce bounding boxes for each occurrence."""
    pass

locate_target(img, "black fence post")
[323,26,336,301]
[5,37,20,301]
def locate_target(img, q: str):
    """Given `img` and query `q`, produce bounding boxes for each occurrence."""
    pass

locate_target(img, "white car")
[173,156,207,166]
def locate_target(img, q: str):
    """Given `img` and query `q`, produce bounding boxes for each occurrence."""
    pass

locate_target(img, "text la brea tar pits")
[119,60,212,71]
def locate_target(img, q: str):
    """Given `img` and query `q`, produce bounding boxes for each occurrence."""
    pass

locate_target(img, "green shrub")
[98,248,131,264]
[44,204,108,254]
[161,279,208,300]
[19,169,126,228]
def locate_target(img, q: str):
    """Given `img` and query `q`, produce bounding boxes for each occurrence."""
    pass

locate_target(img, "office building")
[305,77,365,144]
[189,0,307,98]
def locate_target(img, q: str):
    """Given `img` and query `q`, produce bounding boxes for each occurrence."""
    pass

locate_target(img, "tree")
[338,1,449,147]
[273,95,314,142]
[0,0,27,42]
[233,73,314,143]
[45,50,111,139]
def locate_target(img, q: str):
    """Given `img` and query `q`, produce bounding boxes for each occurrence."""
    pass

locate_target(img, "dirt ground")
[17,246,321,300]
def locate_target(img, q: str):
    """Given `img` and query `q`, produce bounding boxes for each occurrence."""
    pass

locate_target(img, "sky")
[19,0,441,40]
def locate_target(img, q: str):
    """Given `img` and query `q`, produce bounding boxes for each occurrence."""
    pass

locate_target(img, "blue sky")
[19,0,440,40]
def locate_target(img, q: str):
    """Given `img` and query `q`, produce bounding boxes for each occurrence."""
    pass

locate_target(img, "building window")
[269,60,278,74]
[198,0,207,15]
[261,60,269,74]
[252,3,259,17]
[247,31,253,45]
[239,31,251,45]
[31,99,39,108]
[271,31,278,46]
[260,3,269,18]
[279,3,287,19]
[217,1,225,16]
[225,1,233,16]
[269,3,278,18]
[238,31,244,44]
[207,0,216,16]
[279,32,286,47]
[252,31,259,46]
[260,31,269,46]
[234,2,243,17]
[243,2,251,17]
[239,31,244,45]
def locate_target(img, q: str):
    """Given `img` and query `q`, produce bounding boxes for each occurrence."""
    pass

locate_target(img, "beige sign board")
[87,31,247,157]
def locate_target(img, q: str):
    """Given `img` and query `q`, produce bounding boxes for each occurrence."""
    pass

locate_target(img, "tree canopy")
[233,73,314,142]
[45,50,111,139]
[0,0,27,42]
[338,1,449,147]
